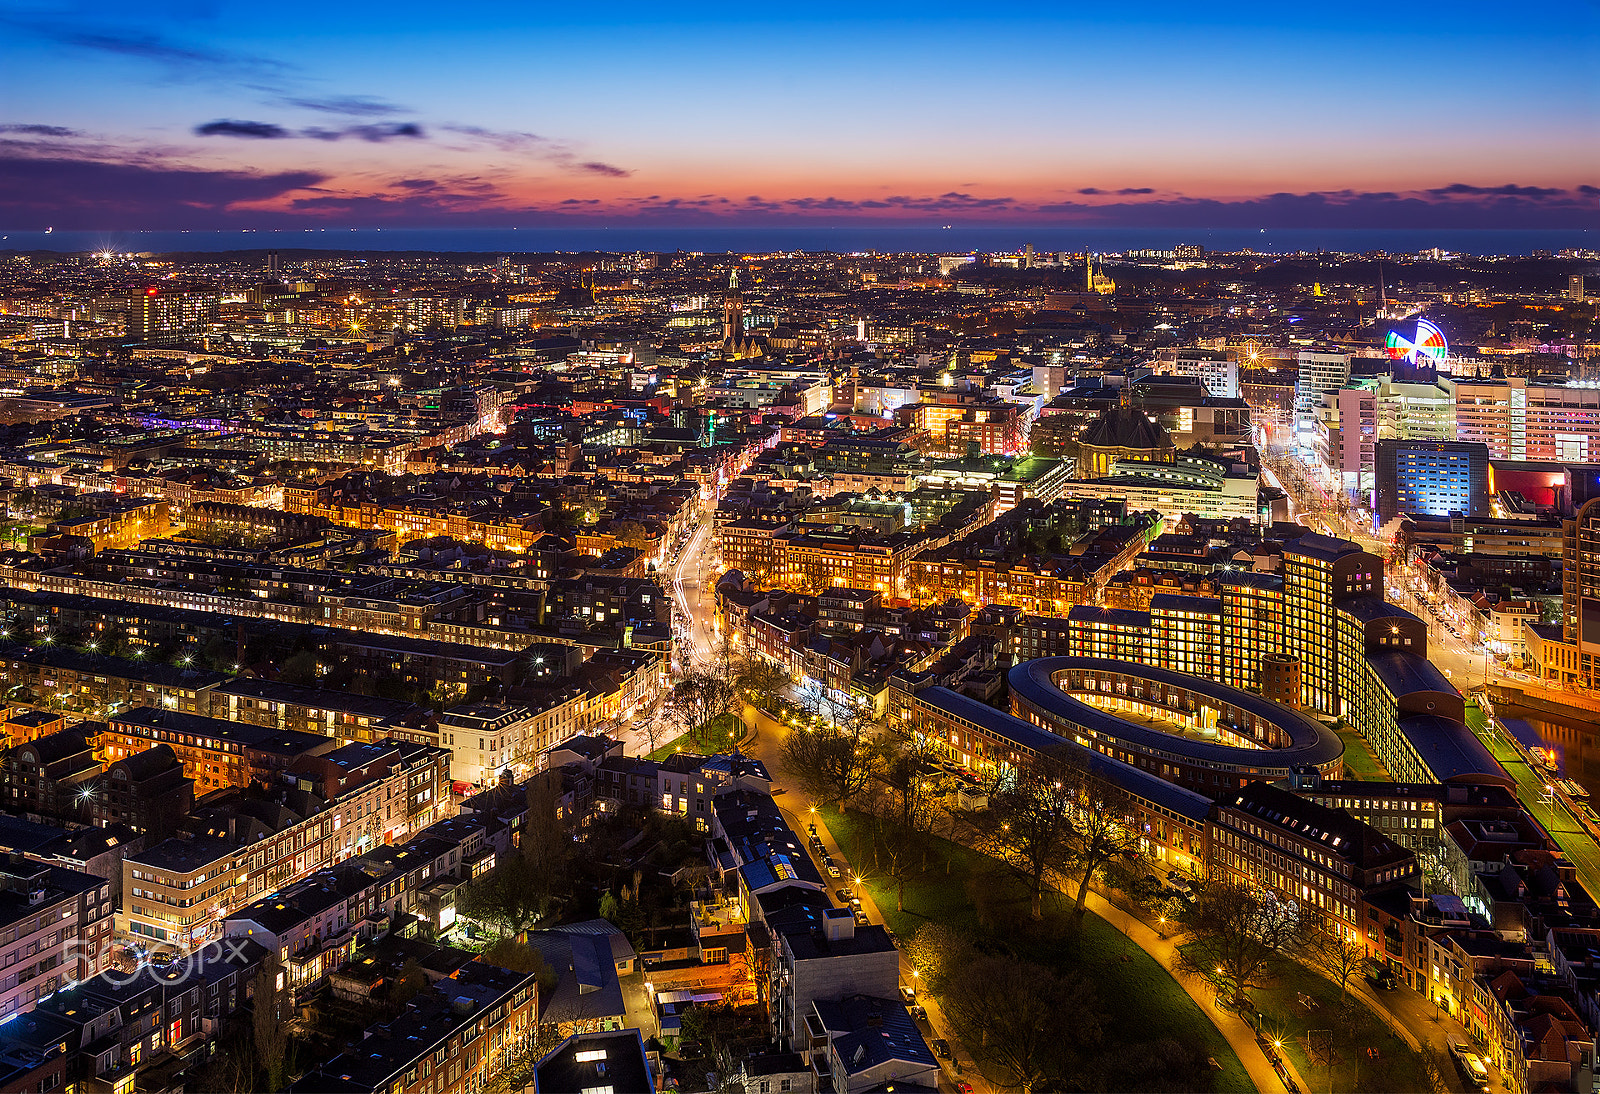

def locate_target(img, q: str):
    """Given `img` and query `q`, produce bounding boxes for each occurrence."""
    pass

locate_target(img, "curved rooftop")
[1008,656,1345,772]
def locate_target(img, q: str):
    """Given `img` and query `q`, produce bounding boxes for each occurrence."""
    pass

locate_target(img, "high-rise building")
[1294,350,1351,420]
[1161,348,1238,398]
[1447,378,1600,462]
[1374,440,1490,521]
[1375,376,1454,441]
[1570,274,1588,302]
[127,287,219,341]
[266,251,282,278]
[1319,386,1377,496]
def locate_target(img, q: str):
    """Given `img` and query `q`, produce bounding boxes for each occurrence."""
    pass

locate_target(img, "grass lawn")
[1178,941,1434,1093]
[648,712,748,760]
[1334,723,1391,781]
[819,806,1253,1093]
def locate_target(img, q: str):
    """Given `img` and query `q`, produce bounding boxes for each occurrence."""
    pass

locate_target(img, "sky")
[0,0,1596,230]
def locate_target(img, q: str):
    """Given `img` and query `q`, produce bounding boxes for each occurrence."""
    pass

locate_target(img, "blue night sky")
[0,0,1596,229]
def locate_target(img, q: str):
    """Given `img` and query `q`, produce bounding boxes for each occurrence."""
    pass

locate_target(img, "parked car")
[900,985,916,1004]
[1450,1042,1490,1090]
[835,888,852,903]
[932,1038,951,1059]
[909,1004,927,1021]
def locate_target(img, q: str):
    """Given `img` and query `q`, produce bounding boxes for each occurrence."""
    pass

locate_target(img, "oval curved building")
[1007,656,1345,794]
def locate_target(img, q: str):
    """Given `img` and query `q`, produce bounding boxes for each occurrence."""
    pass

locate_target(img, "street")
[613,501,720,757]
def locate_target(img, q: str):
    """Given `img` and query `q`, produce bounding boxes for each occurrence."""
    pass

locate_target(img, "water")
[1500,705,1600,796]
[0,226,1593,257]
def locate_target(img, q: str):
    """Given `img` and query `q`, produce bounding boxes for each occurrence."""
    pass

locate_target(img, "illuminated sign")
[1385,318,1448,367]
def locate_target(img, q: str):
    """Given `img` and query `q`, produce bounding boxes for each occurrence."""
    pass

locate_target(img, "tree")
[483,1020,567,1094]
[1061,774,1145,925]
[731,656,790,706]
[679,1003,770,1089]
[250,953,288,1091]
[977,752,1080,920]
[941,954,1104,1094]
[779,715,879,809]
[1305,921,1367,1006]
[662,671,737,741]
[901,921,975,996]
[857,727,944,910]
[457,851,550,937]
[1175,878,1308,1009]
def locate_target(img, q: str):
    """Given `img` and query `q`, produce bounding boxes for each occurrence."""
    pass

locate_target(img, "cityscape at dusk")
[2,3,1600,1094]
[2,0,1598,231]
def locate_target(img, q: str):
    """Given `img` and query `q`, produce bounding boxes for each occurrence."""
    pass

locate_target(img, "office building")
[1294,350,1351,420]
[1375,440,1490,521]
[1161,348,1239,398]
[127,287,219,341]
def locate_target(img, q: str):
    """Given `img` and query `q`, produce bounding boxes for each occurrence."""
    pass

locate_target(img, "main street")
[617,501,720,757]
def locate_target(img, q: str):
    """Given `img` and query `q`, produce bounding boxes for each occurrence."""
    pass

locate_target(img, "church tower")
[722,266,744,357]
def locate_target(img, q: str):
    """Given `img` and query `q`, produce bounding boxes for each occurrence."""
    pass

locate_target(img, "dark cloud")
[393,178,438,190]
[195,119,289,139]
[284,95,407,117]
[304,122,424,142]
[198,120,424,142]
[1427,182,1566,199]
[0,124,80,137]
[1079,186,1154,196]
[575,162,630,178]
[0,154,322,228]
[1580,185,1600,197]
[1078,187,1105,195]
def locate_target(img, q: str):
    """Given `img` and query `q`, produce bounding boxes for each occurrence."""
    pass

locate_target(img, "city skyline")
[1,0,1597,230]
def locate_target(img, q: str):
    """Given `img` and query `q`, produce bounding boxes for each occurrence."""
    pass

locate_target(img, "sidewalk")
[1080,888,1309,1094]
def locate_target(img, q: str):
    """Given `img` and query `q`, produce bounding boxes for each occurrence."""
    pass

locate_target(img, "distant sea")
[0,226,1593,257]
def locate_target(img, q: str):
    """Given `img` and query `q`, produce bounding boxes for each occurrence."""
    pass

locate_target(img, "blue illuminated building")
[1375,440,1489,521]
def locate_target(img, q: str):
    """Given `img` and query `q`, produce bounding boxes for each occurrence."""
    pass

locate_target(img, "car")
[957,1083,973,1094]
[827,863,842,877]
[900,985,916,1003]
[822,854,835,868]
[807,822,818,835]
[909,1004,927,1021]
[1449,1042,1490,1090]
[932,1038,951,1059]
[835,888,852,903]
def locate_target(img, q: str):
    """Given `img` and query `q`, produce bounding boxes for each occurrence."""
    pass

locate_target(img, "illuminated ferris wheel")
[1385,318,1449,367]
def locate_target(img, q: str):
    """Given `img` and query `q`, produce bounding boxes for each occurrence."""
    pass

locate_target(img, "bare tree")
[251,952,288,1091]
[1061,774,1145,925]
[663,671,738,744]
[1175,877,1308,1010]
[1304,920,1367,1006]
[941,954,1104,1094]
[731,655,790,707]
[779,712,879,808]
[977,751,1080,920]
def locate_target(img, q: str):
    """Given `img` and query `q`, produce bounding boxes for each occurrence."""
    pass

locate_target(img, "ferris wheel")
[1385,318,1449,367]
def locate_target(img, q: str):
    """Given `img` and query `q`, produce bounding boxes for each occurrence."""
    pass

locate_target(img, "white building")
[1162,348,1239,398]
[1295,350,1352,421]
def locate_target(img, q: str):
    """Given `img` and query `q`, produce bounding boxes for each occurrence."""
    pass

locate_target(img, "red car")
[957,1083,974,1093]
